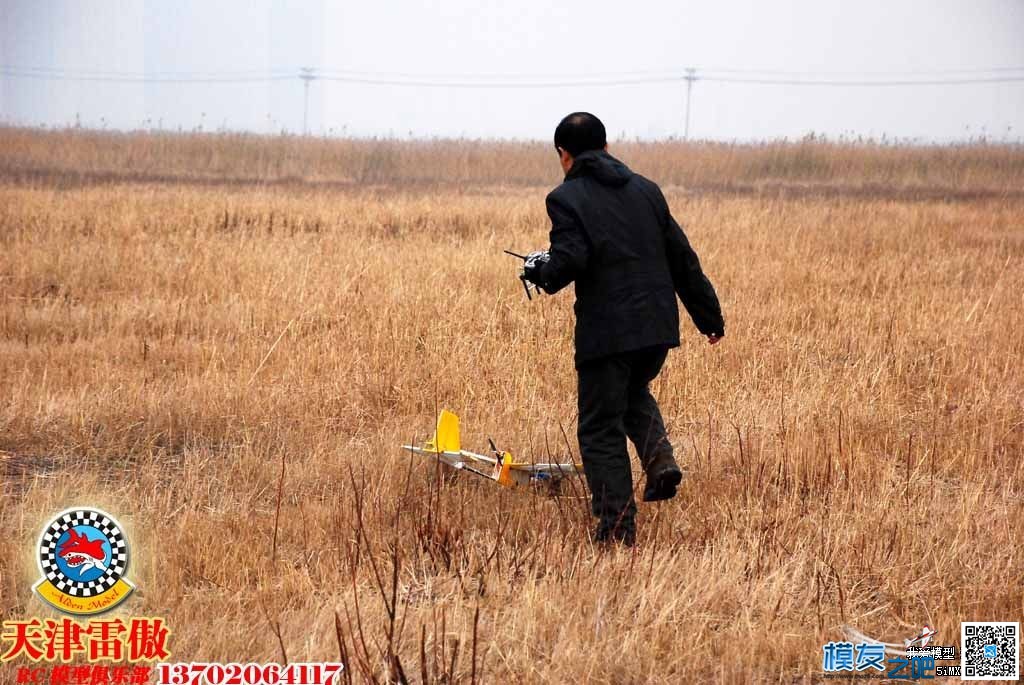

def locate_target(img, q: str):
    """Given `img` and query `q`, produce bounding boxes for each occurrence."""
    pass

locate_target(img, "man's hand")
[707,333,723,345]
[521,250,550,286]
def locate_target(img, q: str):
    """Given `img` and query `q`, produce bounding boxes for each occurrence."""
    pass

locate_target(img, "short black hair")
[554,112,606,157]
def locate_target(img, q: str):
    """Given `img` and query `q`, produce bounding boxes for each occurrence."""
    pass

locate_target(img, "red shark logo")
[57,528,108,575]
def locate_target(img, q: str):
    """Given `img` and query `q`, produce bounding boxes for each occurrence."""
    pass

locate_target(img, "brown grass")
[4,126,1024,195]
[1,129,1022,683]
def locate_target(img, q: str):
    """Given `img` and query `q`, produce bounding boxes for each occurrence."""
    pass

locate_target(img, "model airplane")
[402,410,583,493]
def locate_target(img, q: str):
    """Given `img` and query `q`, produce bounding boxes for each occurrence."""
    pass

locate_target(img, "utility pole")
[299,67,316,135]
[683,67,697,140]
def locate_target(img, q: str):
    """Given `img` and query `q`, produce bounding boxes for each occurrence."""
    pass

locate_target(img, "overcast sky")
[2,0,1023,142]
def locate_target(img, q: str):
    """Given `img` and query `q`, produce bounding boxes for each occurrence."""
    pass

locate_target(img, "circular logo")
[34,507,133,614]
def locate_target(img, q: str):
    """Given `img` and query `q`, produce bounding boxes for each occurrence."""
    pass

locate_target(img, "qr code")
[962,621,1019,680]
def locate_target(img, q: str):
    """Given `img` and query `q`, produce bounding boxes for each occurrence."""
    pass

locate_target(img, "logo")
[32,507,134,615]
[831,625,960,679]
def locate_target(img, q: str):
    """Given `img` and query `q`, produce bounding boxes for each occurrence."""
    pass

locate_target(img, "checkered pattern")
[38,509,128,598]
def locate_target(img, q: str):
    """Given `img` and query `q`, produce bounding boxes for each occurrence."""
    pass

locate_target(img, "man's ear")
[603,144,608,151]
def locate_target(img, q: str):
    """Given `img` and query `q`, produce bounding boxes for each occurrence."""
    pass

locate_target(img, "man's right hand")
[521,250,550,286]
[707,334,723,345]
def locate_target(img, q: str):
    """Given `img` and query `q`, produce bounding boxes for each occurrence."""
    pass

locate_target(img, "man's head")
[554,112,607,174]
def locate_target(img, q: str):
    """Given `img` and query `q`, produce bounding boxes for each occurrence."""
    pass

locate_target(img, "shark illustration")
[57,528,108,576]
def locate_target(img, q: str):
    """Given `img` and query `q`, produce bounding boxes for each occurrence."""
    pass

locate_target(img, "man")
[522,112,724,546]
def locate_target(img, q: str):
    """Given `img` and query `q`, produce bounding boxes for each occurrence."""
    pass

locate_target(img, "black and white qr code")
[962,621,1019,680]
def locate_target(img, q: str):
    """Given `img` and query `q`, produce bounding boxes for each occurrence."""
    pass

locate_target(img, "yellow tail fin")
[425,409,461,453]
[494,452,515,487]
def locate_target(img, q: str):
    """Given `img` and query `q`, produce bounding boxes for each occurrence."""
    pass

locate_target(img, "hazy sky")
[2,0,1023,142]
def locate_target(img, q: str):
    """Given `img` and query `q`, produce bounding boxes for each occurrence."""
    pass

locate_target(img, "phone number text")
[157,663,344,685]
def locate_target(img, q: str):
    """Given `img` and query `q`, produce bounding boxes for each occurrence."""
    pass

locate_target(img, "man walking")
[522,112,724,546]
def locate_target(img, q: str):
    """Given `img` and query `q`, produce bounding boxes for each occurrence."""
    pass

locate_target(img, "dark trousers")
[576,345,673,534]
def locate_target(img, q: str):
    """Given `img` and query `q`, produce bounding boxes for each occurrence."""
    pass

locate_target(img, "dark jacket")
[533,150,724,365]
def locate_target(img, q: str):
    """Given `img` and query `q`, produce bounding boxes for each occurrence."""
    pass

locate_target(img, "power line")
[0,68,294,83]
[316,65,1024,79]
[0,67,679,88]
[18,63,1024,81]
[4,64,1023,139]
[705,74,1024,87]
[307,65,1024,87]
[0,72,294,84]
[4,64,1024,87]
[272,71,1024,88]
[5,65,297,78]
[312,72,686,88]
[701,65,1024,77]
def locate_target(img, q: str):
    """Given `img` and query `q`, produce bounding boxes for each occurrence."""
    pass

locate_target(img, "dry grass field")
[1,128,1022,683]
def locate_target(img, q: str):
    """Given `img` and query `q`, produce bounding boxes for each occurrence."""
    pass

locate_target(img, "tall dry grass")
[1,130,1022,683]
[3,126,1024,193]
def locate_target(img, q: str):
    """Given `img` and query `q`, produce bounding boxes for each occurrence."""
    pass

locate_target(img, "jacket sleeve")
[657,188,725,336]
[536,193,589,295]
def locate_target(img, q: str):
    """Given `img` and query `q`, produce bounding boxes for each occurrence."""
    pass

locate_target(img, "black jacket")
[533,150,724,365]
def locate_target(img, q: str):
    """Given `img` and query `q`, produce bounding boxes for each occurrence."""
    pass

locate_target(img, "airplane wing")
[402,410,584,492]
[842,625,911,657]
[401,446,497,480]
